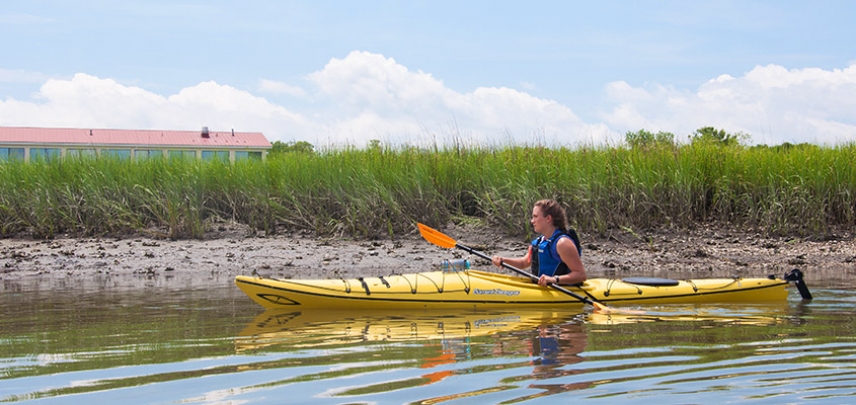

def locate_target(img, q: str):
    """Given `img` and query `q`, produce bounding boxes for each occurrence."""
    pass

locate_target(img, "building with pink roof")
[0,126,271,162]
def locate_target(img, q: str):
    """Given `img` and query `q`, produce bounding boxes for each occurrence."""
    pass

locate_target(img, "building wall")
[0,144,266,163]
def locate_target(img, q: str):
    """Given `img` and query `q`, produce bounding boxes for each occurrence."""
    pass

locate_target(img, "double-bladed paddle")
[417,222,625,313]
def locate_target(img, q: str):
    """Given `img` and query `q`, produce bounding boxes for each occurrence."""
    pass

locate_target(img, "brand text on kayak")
[473,288,521,296]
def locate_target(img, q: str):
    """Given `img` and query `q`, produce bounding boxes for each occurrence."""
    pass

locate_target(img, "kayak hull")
[235,269,791,310]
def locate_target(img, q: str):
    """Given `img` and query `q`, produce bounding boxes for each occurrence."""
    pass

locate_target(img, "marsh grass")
[1,143,853,240]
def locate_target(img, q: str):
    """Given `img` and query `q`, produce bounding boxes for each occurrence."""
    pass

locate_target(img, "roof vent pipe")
[201,126,210,138]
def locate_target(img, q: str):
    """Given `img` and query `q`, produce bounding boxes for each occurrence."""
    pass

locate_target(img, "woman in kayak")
[491,199,587,286]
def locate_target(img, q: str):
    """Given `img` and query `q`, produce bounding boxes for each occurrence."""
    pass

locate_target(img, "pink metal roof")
[0,126,271,149]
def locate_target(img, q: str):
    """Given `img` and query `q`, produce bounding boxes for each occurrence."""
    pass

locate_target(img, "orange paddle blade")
[417,223,457,249]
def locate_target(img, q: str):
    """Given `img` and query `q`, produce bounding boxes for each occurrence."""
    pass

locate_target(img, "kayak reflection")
[586,302,792,325]
[235,303,789,353]
[231,303,795,400]
[235,308,584,351]
[235,308,591,390]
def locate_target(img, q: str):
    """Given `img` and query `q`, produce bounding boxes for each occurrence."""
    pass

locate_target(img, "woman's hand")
[537,274,558,287]
[491,256,503,267]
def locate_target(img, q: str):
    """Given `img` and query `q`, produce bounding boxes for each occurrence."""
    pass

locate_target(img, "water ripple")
[2,288,855,404]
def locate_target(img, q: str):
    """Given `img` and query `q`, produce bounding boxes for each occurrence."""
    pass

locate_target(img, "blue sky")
[2,0,855,147]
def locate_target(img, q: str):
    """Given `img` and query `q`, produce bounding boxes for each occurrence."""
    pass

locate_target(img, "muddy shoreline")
[2,223,855,291]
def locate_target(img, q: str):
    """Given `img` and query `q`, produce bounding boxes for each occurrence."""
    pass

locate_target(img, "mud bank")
[2,224,855,291]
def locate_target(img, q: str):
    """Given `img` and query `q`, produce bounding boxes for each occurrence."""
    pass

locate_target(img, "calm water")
[1,276,854,404]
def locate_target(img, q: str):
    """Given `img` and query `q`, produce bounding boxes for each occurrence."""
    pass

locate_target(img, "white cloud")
[306,51,611,146]
[257,79,306,97]
[519,81,536,91]
[0,52,609,147]
[0,68,50,84]
[603,64,856,145]
[0,73,318,141]
[2,55,854,148]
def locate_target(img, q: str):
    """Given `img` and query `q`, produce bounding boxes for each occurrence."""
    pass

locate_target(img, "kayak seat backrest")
[621,277,680,287]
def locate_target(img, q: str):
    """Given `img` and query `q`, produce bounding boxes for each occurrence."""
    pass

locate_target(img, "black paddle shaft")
[455,242,600,306]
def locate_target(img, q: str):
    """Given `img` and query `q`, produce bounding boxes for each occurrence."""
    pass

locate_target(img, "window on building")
[102,149,131,160]
[66,148,97,159]
[30,148,61,161]
[201,150,230,162]
[135,149,164,159]
[235,151,263,161]
[168,150,197,160]
[0,148,25,161]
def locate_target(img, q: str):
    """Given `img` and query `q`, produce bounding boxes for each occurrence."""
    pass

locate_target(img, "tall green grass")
[1,142,854,240]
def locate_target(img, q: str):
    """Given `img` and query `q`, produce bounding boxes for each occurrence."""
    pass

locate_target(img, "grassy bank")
[1,142,854,240]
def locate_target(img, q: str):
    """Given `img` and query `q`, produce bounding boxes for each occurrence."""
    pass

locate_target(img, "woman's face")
[530,206,551,235]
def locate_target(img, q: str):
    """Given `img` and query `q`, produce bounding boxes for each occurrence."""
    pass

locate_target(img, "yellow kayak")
[234,269,796,310]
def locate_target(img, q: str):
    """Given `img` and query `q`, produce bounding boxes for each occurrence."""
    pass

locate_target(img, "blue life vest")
[530,229,582,277]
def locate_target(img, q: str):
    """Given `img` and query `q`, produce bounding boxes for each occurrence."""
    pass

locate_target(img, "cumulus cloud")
[603,64,856,145]
[306,51,611,146]
[0,52,610,147]
[0,73,318,141]
[2,53,854,148]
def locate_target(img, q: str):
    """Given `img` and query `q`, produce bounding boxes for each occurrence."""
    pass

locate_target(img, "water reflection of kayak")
[585,302,791,326]
[234,308,582,352]
[232,305,791,395]
[234,308,591,390]
[235,269,799,310]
